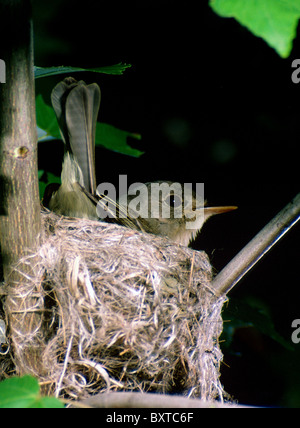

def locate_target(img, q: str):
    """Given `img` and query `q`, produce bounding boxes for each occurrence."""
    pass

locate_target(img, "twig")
[73,391,252,408]
[55,335,74,398]
[211,193,300,297]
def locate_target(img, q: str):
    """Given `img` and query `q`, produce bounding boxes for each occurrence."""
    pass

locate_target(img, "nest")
[1,210,227,402]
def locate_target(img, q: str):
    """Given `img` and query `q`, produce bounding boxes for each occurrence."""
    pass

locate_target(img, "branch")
[0,0,42,375]
[211,193,300,297]
[0,0,41,275]
[75,391,251,408]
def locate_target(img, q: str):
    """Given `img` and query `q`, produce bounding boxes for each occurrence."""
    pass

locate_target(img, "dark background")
[33,0,300,407]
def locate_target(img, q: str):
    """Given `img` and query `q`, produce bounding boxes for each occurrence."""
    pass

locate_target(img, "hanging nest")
[1,210,227,402]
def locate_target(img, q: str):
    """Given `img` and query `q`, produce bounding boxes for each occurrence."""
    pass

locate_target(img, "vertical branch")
[0,0,43,375]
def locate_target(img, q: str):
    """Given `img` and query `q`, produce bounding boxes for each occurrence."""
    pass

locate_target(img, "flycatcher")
[46,77,237,246]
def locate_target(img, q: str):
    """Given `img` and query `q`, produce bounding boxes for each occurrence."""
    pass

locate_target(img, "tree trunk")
[0,0,43,376]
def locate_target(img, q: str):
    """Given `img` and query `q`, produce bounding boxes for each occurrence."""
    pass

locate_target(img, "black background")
[33,0,300,407]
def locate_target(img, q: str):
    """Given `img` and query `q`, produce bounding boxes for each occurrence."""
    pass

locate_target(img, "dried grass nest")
[1,210,227,402]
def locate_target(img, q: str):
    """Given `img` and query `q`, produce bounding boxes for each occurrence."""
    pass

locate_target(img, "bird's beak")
[203,206,238,219]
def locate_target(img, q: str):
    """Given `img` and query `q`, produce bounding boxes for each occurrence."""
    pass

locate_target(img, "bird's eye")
[164,194,182,208]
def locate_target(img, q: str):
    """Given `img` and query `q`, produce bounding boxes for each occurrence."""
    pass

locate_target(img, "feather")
[65,81,100,195]
[51,78,101,195]
[51,77,78,149]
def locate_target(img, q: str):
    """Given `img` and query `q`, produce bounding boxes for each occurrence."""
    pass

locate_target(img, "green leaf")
[36,94,61,140]
[38,170,44,180]
[46,172,61,185]
[0,376,64,408]
[39,181,47,200]
[36,95,144,157]
[95,122,143,158]
[34,63,131,79]
[38,170,47,199]
[209,0,300,58]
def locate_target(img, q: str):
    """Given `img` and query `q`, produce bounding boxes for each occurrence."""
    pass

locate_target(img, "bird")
[45,77,237,246]
[46,77,100,220]
[104,181,237,246]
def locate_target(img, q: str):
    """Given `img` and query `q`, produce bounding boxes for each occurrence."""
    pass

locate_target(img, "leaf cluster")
[0,376,64,408]
[210,0,300,58]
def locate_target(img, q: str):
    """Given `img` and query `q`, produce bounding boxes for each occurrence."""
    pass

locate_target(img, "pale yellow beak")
[202,206,238,223]
[204,206,238,216]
